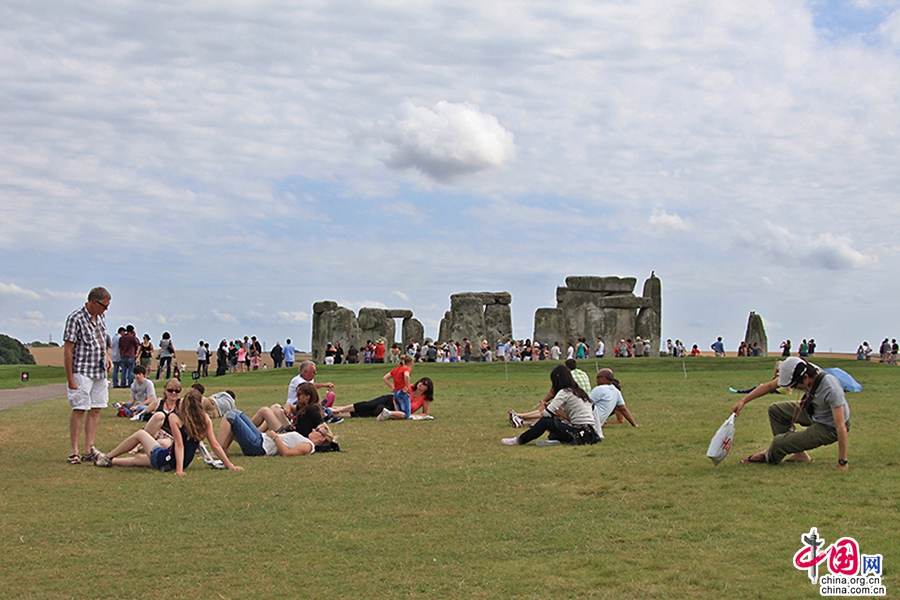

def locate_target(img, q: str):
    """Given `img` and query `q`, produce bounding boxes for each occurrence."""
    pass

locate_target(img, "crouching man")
[732,357,849,470]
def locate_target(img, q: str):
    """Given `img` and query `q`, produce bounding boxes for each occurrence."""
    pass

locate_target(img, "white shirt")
[262,432,314,456]
[287,374,313,404]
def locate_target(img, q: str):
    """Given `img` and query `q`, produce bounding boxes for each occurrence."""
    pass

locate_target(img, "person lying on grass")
[502,365,599,446]
[732,357,850,470]
[216,409,334,457]
[267,382,325,437]
[93,389,242,476]
[330,377,434,421]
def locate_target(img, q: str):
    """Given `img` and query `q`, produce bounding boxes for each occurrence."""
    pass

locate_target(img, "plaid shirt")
[571,368,591,393]
[64,306,108,379]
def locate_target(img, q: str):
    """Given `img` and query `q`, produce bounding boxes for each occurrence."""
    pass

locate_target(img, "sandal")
[67,453,81,465]
[81,446,100,462]
[741,455,767,464]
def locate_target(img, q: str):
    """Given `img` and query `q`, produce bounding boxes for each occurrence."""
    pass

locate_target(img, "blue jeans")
[393,389,411,418]
[112,361,123,387]
[225,410,266,456]
[122,358,135,387]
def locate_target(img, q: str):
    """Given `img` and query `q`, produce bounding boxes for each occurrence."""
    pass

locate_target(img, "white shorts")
[67,374,109,410]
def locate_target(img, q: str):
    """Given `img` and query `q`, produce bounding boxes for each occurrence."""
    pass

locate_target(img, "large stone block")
[558,288,650,310]
[564,276,637,294]
[402,318,425,346]
[533,308,565,346]
[484,303,512,346]
[385,309,414,319]
[744,312,768,357]
[313,300,338,314]
[311,305,359,361]
[358,307,395,346]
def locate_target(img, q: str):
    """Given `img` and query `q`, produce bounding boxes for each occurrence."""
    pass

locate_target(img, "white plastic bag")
[706,413,735,466]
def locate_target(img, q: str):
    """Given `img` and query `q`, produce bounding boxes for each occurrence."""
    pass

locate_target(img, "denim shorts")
[149,445,174,472]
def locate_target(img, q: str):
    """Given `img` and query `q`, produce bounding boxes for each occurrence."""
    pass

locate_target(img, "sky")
[2,0,899,355]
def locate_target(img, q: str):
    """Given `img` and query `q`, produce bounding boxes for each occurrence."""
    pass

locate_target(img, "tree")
[0,334,36,365]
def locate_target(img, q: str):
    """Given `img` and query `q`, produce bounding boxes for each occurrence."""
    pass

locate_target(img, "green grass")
[0,364,66,389]
[0,358,896,599]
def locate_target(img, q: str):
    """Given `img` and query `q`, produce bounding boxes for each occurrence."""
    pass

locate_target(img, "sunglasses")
[166,388,181,393]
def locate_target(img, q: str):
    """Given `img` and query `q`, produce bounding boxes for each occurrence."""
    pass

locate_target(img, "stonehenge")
[533,273,662,356]
[311,274,662,359]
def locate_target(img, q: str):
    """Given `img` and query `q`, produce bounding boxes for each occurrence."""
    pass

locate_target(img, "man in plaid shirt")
[64,287,112,464]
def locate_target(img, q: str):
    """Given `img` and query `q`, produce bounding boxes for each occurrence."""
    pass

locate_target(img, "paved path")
[0,383,67,411]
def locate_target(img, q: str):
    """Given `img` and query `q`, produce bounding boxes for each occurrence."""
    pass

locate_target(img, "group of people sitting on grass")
[90,356,435,475]
[502,359,641,446]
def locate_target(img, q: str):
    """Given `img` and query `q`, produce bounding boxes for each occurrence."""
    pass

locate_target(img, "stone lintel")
[564,276,637,294]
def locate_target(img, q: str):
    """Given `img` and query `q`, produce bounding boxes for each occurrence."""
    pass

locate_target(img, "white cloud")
[25,311,44,319]
[648,210,692,237]
[276,311,309,324]
[0,283,41,300]
[392,290,410,303]
[378,101,516,182]
[759,221,876,270]
[213,310,239,324]
[43,290,87,300]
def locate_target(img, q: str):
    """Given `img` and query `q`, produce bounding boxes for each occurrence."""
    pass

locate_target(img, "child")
[117,365,157,419]
[382,354,414,418]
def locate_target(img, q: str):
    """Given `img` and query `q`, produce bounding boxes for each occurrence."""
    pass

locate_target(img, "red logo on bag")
[721,437,732,451]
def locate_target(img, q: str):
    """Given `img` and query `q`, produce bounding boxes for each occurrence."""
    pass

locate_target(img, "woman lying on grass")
[330,377,435,421]
[502,365,599,446]
[267,382,325,436]
[216,409,334,457]
[93,389,243,476]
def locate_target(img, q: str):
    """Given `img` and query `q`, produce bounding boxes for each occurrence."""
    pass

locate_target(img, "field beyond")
[0,357,895,599]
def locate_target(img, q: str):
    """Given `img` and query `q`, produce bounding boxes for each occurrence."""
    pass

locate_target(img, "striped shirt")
[64,306,108,379]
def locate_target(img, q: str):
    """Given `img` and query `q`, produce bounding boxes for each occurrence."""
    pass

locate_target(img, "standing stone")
[744,312,768,357]
[402,317,425,346]
[635,272,662,357]
[533,308,565,346]
[484,303,512,347]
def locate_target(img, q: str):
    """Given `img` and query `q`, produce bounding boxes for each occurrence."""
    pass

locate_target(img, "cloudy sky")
[2,0,899,355]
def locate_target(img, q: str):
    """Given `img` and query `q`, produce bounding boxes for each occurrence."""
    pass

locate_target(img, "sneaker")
[129,413,142,421]
[536,439,561,447]
[93,452,113,467]
[501,437,519,445]
[509,410,524,428]
[729,387,738,394]
[377,408,392,421]
[327,416,344,424]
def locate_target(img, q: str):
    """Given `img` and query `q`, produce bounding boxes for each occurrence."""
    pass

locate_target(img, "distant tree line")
[0,334,36,365]
[26,341,60,348]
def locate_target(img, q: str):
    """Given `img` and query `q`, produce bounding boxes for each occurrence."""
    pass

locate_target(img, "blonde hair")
[399,354,414,366]
[201,396,219,420]
[315,423,335,444]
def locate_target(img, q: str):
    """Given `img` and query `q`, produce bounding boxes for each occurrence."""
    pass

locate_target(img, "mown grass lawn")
[0,358,896,599]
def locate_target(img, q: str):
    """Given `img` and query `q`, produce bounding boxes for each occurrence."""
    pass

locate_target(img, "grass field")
[0,358,895,599]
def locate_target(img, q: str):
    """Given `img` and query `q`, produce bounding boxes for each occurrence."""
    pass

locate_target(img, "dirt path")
[0,384,68,411]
